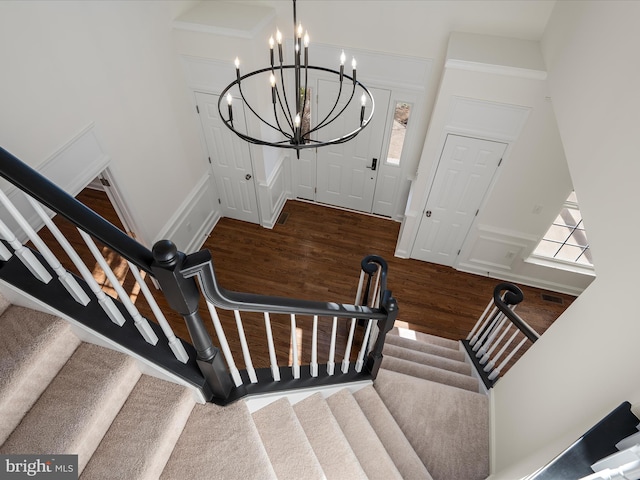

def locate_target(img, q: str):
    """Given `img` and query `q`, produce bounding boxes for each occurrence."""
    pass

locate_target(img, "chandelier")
[217,0,375,158]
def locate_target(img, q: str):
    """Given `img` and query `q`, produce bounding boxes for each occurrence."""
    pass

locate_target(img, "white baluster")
[327,316,337,375]
[341,318,357,374]
[0,241,12,261]
[204,300,242,386]
[310,315,318,377]
[355,319,373,372]
[264,312,280,381]
[484,329,520,372]
[127,261,188,363]
[467,298,495,342]
[290,314,300,379]
[0,218,52,283]
[480,323,513,365]
[473,311,503,352]
[78,229,158,344]
[372,267,381,308]
[0,190,89,304]
[354,270,365,305]
[488,336,529,381]
[234,310,257,383]
[27,197,126,326]
[476,316,508,358]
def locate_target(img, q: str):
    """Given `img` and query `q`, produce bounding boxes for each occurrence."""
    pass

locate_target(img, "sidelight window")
[386,102,411,166]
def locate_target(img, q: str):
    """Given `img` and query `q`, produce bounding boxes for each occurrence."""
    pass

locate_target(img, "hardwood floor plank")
[40,192,575,377]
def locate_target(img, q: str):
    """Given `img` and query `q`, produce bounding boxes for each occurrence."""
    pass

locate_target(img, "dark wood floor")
[41,190,575,375]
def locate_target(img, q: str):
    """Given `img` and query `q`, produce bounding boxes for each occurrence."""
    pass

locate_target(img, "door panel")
[411,134,507,266]
[315,82,390,213]
[195,92,259,224]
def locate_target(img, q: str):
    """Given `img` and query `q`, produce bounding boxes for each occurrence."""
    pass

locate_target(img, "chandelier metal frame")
[217,0,375,155]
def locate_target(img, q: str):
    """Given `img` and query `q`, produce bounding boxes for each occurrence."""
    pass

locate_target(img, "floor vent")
[541,293,564,305]
[276,212,290,226]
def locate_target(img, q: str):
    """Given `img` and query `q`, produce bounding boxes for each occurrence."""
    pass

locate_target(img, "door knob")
[425,210,432,217]
[245,174,252,180]
[366,158,378,171]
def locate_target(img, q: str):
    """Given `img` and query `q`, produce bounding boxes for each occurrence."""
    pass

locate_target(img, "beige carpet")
[252,397,325,480]
[0,293,490,480]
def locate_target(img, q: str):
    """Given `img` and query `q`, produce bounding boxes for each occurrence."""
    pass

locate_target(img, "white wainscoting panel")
[258,154,289,229]
[445,97,531,142]
[154,174,219,254]
[458,225,536,272]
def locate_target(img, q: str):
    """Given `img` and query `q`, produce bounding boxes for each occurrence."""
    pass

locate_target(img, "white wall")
[490,2,640,477]
[0,1,208,248]
[398,32,594,295]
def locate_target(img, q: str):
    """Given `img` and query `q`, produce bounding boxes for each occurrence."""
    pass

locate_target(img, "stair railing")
[0,146,398,404]
[462,282,539,389]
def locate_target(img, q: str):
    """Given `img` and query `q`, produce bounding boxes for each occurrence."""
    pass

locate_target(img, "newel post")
[151,240,232,402]
[365,289,398,378]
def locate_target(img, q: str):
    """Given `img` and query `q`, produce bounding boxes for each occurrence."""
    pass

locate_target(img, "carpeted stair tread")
[0,292,11,317]
[81,375,195,480]
[0,306,81,444]
[385,332,466,362]
[353,385,434,480]
[390,326,460,350]
[252,397,325,480]
[326,389,403,480]
[0,343,141,473]
[293,392,368,480]
[382,355,479,393]
[161,399,276,480]
[375,369,489,480]
[384,342,472,375]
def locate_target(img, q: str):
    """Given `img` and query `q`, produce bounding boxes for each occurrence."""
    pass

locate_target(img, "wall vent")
[276,212,290,226]
[541,293,564,305]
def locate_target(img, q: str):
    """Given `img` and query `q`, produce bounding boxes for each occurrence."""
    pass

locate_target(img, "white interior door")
[411,134,507,266]
[315,81,390,213]
[195,92,259,224]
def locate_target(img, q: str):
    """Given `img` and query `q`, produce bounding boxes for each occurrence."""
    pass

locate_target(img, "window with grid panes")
[532,191,593,267]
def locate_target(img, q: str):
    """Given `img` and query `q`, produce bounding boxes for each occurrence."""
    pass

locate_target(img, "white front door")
[411,134,507,266]
[315,81,390,213]
[195,92,259,224]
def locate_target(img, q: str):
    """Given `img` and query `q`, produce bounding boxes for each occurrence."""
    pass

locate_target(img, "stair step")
[375,369,490,480]
[384,342,472,375]
[0,343,140,473]
[80,375,195,480]
[326,389,403,480]
[385,332,466,362]
[382,355,479,392]
[252,397,325,480]
[390,326,460,350]
[0,306,81,444]
[293,392,368,480]
[353,385,433,480]
[161,400,276,480]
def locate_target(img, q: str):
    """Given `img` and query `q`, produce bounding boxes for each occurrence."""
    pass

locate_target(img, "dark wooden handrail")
[0,146,155,273]
[493,282,540,343]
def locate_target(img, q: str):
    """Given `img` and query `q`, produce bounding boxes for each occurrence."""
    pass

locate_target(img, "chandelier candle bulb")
[276,28,283,63]
[227,93,233,124]
[352,57,357,84]
[360,93,366,125]
[234,57,240,82]
[270,73,276,104]
[304,31,309,68]
[269,36,274,68]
